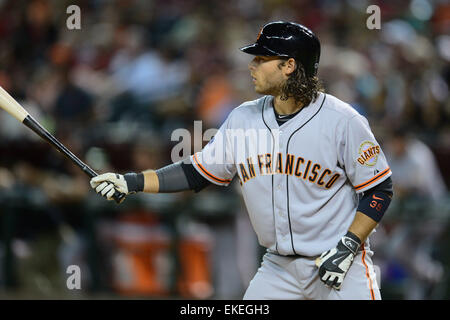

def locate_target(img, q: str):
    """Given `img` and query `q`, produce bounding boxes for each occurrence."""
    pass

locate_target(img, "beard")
[254,78,284,97]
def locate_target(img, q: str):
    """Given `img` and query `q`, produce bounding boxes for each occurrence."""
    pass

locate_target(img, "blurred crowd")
[0,0,449,299]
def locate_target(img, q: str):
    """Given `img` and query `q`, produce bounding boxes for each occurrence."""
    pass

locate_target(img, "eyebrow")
[257,56,281,61]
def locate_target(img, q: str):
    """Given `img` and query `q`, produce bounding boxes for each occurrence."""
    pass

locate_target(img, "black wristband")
[124,172,145,193]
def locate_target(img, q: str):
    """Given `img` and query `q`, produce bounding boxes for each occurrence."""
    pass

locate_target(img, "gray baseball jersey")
[191,92,391,257]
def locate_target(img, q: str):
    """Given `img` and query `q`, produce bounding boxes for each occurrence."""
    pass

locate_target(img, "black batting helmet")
[240,21,321,77]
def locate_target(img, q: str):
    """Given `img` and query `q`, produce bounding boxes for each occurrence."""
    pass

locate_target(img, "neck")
[273,96,304,115]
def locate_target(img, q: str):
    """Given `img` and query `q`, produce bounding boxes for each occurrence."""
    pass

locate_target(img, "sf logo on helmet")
[256,27,263,41]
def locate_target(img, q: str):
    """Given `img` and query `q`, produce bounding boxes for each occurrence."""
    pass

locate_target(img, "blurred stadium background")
[0,0,449,300]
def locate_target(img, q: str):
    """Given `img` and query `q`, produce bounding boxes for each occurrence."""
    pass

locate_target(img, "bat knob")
[113,191,126,204]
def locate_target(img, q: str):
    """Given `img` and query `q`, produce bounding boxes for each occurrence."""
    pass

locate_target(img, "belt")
[266,249,317,259]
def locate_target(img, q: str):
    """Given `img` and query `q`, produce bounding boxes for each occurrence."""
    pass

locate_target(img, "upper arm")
[190,113,237,186]
[341,115,392,193]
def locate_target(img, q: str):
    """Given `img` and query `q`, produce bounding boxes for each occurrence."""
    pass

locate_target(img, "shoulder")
[320,93,372,139]
[227,96,268,121]
[321,93,361,121]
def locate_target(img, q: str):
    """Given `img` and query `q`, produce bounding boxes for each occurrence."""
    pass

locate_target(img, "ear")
[284,58,297,76]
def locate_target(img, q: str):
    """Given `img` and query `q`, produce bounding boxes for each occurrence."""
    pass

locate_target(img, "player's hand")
[90,172,142,201]
[315,231,361,290]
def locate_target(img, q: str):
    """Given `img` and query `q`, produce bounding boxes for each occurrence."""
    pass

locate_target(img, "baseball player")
[90,21,393,300]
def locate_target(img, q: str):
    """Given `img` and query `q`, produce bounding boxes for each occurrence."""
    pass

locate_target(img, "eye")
[254,56,268,64]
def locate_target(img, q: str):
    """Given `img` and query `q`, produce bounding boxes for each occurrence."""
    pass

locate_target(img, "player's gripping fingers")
[320,271,342,289]
[321,270,329,282]
[333,278,343,290]
[105,185,117,200]
[325,274,339,289]
[325,273,335,287]
[90,179,100,189]
[101,183,115,198]
[93,181,116,201]
[90,173,116,188]
[95,181,109,194]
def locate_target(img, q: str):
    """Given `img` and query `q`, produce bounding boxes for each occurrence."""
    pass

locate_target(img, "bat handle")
[112,191,126,204]
[83,166,126,204]
[20,115,127,204]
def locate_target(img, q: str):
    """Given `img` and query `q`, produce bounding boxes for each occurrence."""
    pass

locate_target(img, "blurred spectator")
[372,127,449,299]
[387,127,447,200]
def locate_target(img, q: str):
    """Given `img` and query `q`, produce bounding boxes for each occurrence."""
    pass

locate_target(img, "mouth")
[251,75,257,83]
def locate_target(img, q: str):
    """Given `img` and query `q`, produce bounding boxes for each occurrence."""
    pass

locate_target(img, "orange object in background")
[112,237,171,296]
[177,235,214,299]
[111,212,172,296]
[196,74,234,127]
[109,212,214,298]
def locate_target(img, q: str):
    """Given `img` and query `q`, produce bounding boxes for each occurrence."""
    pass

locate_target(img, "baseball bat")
[0,86,125,204]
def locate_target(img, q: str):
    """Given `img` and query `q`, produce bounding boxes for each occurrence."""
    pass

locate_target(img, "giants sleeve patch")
[357,141,380,167]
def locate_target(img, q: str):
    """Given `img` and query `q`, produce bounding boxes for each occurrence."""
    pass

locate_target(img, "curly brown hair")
[277,59,323,106]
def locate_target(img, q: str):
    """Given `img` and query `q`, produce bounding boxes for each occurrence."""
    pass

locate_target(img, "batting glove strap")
[340,231,361,255]
[124,172,144,193]
[316,231,361,290]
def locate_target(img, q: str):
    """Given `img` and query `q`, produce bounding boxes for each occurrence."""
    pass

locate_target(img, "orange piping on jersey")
[192,153,231,184]
[354,167,391,191]
[361,244,375,300]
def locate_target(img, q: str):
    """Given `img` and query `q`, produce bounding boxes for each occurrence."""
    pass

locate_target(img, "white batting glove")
[315,231,361,290]
[90,172,144,201]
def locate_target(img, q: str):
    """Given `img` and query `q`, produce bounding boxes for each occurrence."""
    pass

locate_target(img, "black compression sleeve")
[357,177,393,222]
[155,162,190,193]
[155,160,212,193]
[363,176,393,196]
[180,162,212,192]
